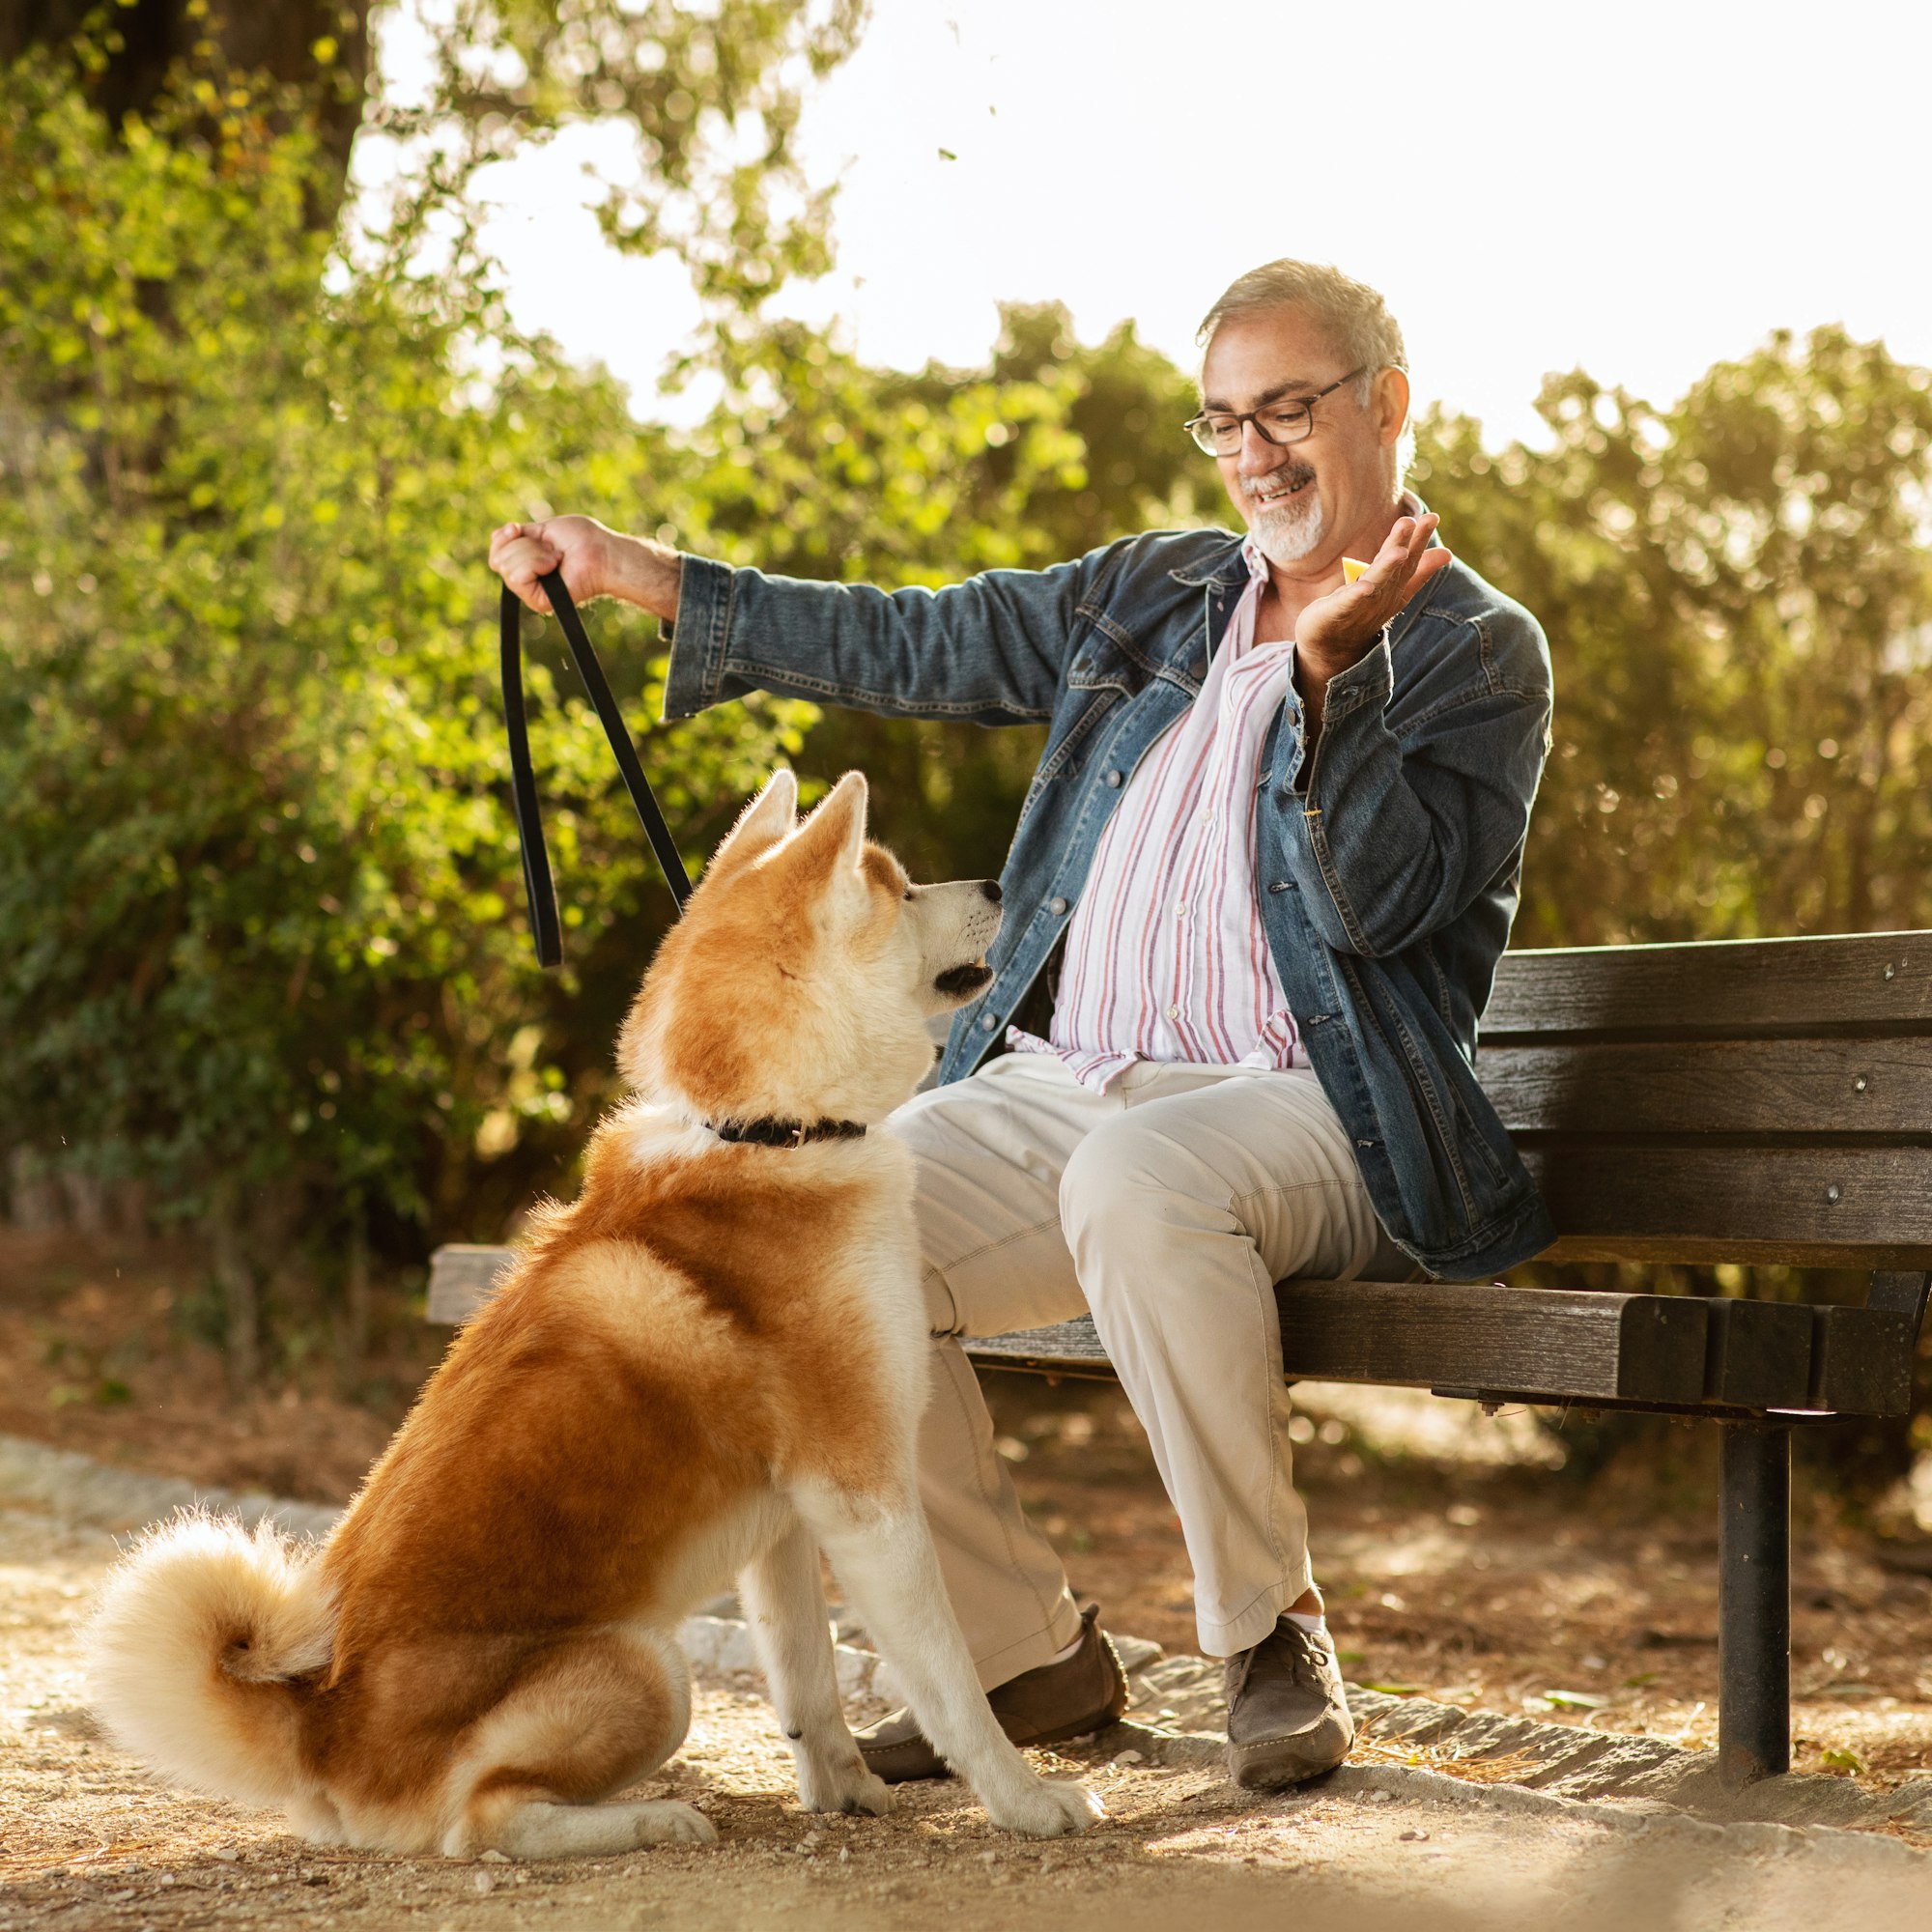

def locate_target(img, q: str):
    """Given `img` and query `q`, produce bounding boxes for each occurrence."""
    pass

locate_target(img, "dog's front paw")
[984,1776,1105,1838]
[800,1751,894,1818]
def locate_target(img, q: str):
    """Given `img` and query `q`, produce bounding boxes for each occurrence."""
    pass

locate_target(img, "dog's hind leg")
[798,1487,1102,1840]
[740,1519,890,1817]
[448,1630,716,1859]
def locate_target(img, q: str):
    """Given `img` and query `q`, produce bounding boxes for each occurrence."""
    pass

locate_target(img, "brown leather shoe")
[854,1605,1128,1783]
[1224,1616,1354,1790]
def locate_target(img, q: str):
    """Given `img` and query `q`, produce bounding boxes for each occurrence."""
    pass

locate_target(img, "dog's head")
[618,770,1004,1126]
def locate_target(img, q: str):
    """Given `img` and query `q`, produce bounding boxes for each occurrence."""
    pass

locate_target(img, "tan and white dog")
[88,770,1102,1857]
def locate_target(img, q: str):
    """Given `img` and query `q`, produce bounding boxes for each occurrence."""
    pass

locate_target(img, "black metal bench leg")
[1718,1420,1791,1789]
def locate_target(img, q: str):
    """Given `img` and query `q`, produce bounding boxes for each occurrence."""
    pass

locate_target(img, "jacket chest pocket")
[1066,607,1159,697]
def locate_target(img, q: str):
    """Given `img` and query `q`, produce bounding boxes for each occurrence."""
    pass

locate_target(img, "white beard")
[1243,476,1325,566]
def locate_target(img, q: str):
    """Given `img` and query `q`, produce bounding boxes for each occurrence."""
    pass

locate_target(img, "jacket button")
[1104,769,1123,788]
[980,1011,1000,1032]
[1049,896,1069,917]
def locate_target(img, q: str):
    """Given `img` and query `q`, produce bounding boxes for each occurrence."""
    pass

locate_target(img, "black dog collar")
[709,1117,868,1149]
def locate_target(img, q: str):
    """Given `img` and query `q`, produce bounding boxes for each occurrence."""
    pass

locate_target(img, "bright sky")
[393,0,1932,449]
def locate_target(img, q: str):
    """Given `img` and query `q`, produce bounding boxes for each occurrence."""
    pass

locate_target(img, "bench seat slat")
[962,1321,1117,1379]
[1272,1278,1710,1405]
[1479,1038,1932,1138]
[1703,1298,1814,1408]
[1484,932,1932,1039]
[1808,1306,1918,1414]
[425,1243,516,1323]
[424,1250,1917,1418]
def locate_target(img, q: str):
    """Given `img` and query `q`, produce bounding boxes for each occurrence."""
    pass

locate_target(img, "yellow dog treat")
[1342,556,1371,583]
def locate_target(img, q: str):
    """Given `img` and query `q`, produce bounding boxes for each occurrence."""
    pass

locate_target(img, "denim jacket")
[664,522,1556,1280]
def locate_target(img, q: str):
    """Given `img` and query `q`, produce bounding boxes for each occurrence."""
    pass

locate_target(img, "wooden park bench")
[427,929,1932,1793]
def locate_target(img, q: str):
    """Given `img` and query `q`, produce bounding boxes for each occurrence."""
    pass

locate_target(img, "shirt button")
[1104,769,1123,788]
[1174,902,1185,918]
[1164,1004,1180,1021]
[980,1010,1000,1031]
[1049,896,1068,917]
[1200,810,1213,827]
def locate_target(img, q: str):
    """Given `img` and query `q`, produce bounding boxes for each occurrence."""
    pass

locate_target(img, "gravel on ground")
[4,1465,1931,1932]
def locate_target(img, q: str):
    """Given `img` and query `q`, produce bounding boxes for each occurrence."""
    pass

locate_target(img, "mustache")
[1241,460,1317,502]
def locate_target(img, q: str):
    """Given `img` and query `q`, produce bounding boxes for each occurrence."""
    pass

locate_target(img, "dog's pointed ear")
[787,769,868,877]
[705,768,798,879]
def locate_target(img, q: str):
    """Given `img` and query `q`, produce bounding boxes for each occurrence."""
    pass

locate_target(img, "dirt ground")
[6,1502,1931,1932]
[4,1228,1932,1929]
[8,1228,1930,1784]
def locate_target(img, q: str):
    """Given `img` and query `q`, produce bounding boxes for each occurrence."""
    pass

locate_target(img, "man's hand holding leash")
[490,515,683,623]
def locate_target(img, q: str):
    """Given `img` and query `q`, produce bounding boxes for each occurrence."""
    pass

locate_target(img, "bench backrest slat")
[1480,1038,1932,1137]
[1525,1146,1932,1268]
[1483,931,1932,1038]
[1480,931,1932,1269]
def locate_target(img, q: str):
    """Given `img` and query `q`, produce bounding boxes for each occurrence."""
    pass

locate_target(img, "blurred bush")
[0,29,817,1367]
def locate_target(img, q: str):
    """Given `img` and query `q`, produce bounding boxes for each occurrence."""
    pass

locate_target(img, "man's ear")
[1374,365,1410,449]
[705,768,799,879]
[785,770,868,878]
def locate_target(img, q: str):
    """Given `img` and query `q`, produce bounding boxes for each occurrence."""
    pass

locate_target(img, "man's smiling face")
[1199,305,1403,574]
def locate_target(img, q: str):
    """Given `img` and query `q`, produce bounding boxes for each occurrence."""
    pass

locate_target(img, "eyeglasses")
[1182,368,1366,457]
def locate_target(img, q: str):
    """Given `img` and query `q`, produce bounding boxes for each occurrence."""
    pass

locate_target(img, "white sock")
[1284,1610,1327,1636]
[1044,1631,1085,1665]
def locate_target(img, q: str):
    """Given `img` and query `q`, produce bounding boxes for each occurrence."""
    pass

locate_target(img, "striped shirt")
[1009,534,1310,1089]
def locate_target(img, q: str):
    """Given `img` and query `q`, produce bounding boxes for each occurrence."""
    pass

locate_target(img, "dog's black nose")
[980,879,1002,904]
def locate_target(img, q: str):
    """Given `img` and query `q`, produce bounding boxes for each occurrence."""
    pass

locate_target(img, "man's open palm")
[1296,514,1454,669]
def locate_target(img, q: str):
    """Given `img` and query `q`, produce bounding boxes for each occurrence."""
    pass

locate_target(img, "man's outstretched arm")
[487,515,1091,727]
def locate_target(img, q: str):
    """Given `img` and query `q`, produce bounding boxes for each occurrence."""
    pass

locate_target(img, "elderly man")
[491,259,1554,1791]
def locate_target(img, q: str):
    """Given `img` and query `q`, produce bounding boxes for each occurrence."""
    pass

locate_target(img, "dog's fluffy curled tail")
[87,1512,334,1809]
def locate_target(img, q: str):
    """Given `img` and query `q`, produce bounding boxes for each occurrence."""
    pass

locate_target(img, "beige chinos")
[886,1049,1395,1686]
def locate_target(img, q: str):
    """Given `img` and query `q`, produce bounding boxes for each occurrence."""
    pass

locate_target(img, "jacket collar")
[1167,533,1249,589]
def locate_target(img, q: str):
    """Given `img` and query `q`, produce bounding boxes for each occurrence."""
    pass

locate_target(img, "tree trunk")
[1,0,372,206]
[209,1188,260,1391]
[4,1150,66,1231]
[340,1208,371,1382]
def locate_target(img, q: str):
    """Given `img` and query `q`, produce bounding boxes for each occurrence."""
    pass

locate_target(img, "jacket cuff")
[660,554,738,720]
[1319,628,1394,726]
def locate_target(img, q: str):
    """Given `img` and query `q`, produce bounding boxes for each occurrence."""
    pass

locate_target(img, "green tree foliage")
[371,0,866,321]
[1,0,373,187]
[0,43,813,1319]
[5,0,864,268]
[1412,334,1932,950]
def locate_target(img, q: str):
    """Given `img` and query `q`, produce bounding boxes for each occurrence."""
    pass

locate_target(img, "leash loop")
[500,572,693,967]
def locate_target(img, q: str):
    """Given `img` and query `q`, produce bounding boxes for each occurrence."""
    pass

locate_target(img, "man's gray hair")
[1196,260,1407,399]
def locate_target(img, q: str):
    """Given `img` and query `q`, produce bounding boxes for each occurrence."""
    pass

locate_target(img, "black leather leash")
[500,571,692,966]
[498,573,863,1149]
